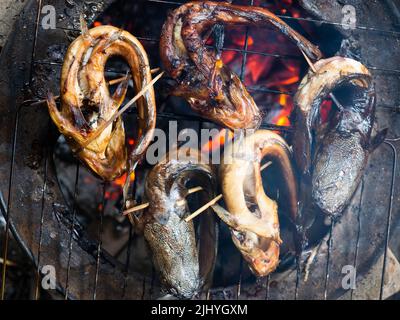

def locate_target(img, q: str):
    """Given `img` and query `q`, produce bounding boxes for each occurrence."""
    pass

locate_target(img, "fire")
[246,55,272,84]
[221,50,236,65]
[279,93,287,106]
[215,1,311,130]
[113,171,136,187]
[271,92,293,127]
[233,35,254,47]
[220,30,302,130]
[274,110,291,127]
[201,129,234,153]
[292,12,300,18]
[276,75,299,86]
[320,100,333,123]
[107,138,136,188]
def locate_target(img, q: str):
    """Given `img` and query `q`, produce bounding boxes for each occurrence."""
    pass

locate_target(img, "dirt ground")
[0,0,26,49]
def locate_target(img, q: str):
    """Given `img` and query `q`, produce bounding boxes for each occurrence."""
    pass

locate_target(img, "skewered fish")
[160,1,322,130]
[213,130,298,276]
[138,148,218,298]
[47,25,156,181]
[293,56,386,217]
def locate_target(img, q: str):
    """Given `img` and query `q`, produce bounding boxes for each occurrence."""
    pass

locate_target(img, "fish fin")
[211,204,238,229]
[368,128,388,151]
[112,74,129,107]
[79,14,91,39]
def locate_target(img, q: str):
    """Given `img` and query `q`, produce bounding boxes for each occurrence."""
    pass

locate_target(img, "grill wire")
[1,0,399,300]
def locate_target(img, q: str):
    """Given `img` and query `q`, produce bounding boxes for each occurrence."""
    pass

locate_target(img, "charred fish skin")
[160,1,322,130]
[215,130,298,277]
[143,207,200,299]
[312,132,367,216]
[142,149,217,299]
[293,56,385,217]
[47,25,156,181]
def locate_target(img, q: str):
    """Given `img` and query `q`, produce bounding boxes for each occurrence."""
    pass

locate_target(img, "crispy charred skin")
[47,26,156,181]
[214,130,298,276]
[293,56,384,216]
[141,149,218,298]
[160,1,322,130]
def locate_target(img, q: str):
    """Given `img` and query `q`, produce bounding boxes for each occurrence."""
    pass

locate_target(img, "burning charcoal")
[159,1,321,130]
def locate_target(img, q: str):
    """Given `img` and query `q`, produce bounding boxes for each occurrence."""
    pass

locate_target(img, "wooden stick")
[123,202,150,215]
[107,75,131,86]
[184,161,272,222]
[300,49,318,73]
[176,186,204,206]
[260,161,272,171]
[184,195,223,222]
[123,186,204,216]
[300,50,344,111]
[33,69,160,106]
[0,258,16,267]
[42,76,132,103]
[187,186,204,194]
[81,71,164,148]
[123,161,273,221]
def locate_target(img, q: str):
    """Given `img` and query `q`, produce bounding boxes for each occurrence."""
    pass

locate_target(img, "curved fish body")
[47,25,156,181]
[160,1,322,130]
[142,149,218,298]
[293,56,385,217]
[214,130,298,276]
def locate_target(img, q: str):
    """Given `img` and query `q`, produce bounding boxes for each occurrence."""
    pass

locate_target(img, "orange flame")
[113,171,136,188]
[201,129,234,153]
[233,35,254,47]
[271,91,294,128]
[222,51,237,65]
[274,112,291,127]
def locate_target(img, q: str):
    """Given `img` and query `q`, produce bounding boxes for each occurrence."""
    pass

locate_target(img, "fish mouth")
[166,277,201,299]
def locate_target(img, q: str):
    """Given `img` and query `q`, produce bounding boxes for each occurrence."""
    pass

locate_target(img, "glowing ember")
[213,0,313,129]
[274,111,291,127]
[320,100,333,123]
[201,129,234,153]
[233,34,254,47]
[113,171,136,188]
[99,171,136,203]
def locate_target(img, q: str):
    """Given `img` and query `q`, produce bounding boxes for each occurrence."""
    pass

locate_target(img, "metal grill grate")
[1,0,399,300]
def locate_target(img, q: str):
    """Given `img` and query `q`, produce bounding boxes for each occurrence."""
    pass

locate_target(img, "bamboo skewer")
[0,258,17,267]
[123,186,204,215]
[31,68,160,106]
[176,186,204,206]
[123,161,273,222]
[124,202,150,214]
[81,71,164,149]
[183,161,273,222]
[260,161,273,171]
[184,195,223,222]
